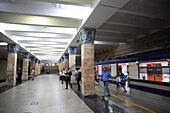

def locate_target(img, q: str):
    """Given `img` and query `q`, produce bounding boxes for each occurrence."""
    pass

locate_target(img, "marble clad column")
[35,59,39,76]
[38,61,41,75]
[64,53,69,69]
[68,46,77,75]
[61,57,64,69]
[80,28,96,96]
[58,59,62,72]
[30,57,35,77]
[22,52,30,81]
[6,44,19,86]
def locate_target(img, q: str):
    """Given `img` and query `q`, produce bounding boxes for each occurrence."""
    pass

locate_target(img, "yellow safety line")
[96,88,156,113]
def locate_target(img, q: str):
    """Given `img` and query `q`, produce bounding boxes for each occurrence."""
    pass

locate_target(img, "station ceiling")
[0,0,169,62]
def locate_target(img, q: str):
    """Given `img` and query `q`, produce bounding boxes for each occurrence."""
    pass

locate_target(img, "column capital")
[64,53,69,59]
[35,59,39,63]
[31,57,35,62]
[23,52,30,59]
[58,59,61,64]
[61,57,64,62]
[7,44,19,54]
[80,28,96,44]
[38,60,41,64]
[68,46,77,55]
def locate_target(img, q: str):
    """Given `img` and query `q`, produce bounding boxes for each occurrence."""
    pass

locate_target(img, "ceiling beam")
[0,12,80,28]
[95,36,128,43]
[99,23,149,35]
[100,0,170,20]
[11,31,73,38]
[106,13,165,29]
[118,9,170,20]
[30,0,92,6]
[96,31,137,39]
[0,2,86,20]
[121,0,170,19]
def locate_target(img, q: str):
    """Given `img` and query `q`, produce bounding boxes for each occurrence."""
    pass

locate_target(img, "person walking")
[75,68,81,91]
[32,68,35,81]
[65,68,72,89]
[99,67,113,99]
[115,69,127,94]
[17,68,22,84]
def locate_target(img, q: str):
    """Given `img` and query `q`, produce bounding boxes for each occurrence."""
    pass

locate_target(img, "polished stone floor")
[0,74,93,113]
[72,80,169,113]
[0,74,169,113]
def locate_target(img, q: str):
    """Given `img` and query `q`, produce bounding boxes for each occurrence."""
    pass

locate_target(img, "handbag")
[116,77,121,83]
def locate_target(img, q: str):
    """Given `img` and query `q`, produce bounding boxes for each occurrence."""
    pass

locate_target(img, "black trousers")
[76,78,80,90]
[18,77,22,84]
[66,76,72,89]
[61,76,65,84]
[95,75,99,83]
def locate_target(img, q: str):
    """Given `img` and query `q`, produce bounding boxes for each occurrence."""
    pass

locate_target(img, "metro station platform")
[0,74,169,113]
[0,74,92,113]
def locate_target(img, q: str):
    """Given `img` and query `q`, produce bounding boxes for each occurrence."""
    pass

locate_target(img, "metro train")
[95,61,170,82]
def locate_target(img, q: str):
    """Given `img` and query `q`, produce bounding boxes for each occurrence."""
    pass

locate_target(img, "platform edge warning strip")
[96,88,156,113]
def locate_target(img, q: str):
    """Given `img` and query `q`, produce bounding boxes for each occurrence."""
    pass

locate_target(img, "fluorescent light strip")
[32,51,63,54]
[0,42,8,45]
[21,43,67,47]
[12,36,39,41]
[34,54,61,56]
[30,50,63,52]
[31,42,65,45]
[0,23,77,34]
[13,32,73,38]
[27,48,65,51]
[12,36,72,42]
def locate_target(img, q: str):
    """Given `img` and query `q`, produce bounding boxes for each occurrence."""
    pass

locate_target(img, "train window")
[148,68,153,76]
[162,68,169,74]
[140,68,147,73]
[148,64,152,67]
[156,64,161,67]
[156,68,161,77]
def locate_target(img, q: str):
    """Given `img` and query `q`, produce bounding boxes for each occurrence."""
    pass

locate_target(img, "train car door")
[147,64,154,81]
[154,63,163,82]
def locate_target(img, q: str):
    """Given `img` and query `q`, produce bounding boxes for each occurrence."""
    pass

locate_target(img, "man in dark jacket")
[17,68,22,84]
[75,68,81,90]
[65,68,72,89]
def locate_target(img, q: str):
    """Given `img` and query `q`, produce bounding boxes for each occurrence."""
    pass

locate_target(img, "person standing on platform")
[61,69,66,84]
[42,66,45,74]
[95,67,99,84]
[75,68,81,91]
[115,69,127,94]
[65,68,72,89]
[32,68,35,81]
[17,68,22,84]
[99,67,113,99]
